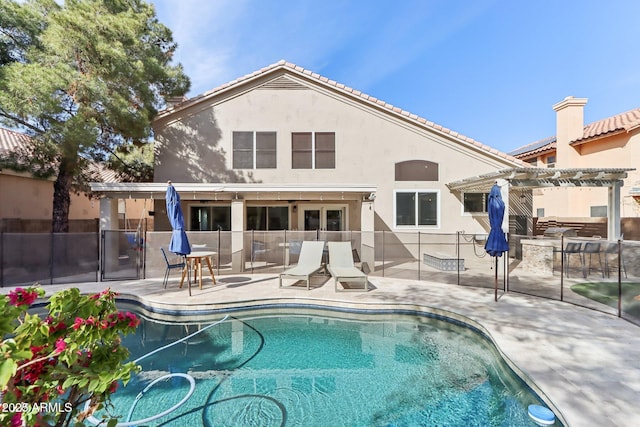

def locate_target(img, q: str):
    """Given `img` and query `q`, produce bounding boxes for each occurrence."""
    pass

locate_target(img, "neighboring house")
[0,127,147,232]
[510,97,640,221]
[92,60,529,271]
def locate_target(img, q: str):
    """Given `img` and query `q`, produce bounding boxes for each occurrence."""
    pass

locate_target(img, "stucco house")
[510,97,640,223]
[92,60,534,272]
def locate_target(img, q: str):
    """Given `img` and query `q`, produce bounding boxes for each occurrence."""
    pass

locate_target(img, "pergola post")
[608,181,622,240]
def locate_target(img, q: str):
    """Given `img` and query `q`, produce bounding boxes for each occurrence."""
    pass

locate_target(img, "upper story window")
[233,131,277,169]
[394,190,439,228]
[526,158,538,167]
[291,132,335,169]
[546,155,556,168]
[463,192,489,213]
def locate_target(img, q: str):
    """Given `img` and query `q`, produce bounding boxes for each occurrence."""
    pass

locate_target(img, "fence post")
[618,239,622,317]
[49,232,54,285]
[417,231,421,281]
[382,230,385,277]
[560,235,564,301]
[100,230,105,282]
[456,231,460,286]
[217,228,221,275]
[250,230,254,274]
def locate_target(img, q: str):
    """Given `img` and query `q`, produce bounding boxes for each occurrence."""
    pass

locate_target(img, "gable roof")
[158,60,526,167]
[510,107,640,158]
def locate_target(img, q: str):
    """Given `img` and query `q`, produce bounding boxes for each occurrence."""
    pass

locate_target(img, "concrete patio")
[3,274,639,426]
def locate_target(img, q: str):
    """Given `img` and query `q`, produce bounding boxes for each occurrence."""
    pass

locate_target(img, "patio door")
[300,205,347,231]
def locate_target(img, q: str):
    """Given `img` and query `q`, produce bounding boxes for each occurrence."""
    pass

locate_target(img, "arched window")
[395,160,438,181]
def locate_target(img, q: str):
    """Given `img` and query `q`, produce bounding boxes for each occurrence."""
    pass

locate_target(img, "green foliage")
[0,0,190,230]
[105,141,155,182]
[0,286,141,426]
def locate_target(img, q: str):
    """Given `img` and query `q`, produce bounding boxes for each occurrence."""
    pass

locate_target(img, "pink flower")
[109,381,119,393]
[54,338,67,354]
[11,413,22,427]
[125,312,140,328]
[7,287,39,307]
[72,317,85,330]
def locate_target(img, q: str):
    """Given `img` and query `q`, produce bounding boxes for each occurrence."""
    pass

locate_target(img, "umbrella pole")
[494,256,498,302]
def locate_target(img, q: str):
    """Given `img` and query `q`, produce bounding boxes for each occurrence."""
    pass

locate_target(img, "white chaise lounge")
[278,241,326,290]
[327,242,368,292]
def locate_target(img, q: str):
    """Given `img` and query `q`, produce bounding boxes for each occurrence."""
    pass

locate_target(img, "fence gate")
[101,230,144,281]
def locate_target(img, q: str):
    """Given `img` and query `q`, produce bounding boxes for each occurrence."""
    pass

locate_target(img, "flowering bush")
[0,286,140,427]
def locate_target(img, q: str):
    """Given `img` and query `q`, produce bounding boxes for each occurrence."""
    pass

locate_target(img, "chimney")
[552,96,588,167]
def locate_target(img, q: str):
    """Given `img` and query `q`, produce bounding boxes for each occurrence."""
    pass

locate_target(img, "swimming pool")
[95,305,558,426]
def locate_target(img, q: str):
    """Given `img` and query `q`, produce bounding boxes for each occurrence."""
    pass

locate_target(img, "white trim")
[393,189,441,230]
[90,182,376,195]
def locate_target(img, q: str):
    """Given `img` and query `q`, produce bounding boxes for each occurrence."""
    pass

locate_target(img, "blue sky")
[152,0,640,154]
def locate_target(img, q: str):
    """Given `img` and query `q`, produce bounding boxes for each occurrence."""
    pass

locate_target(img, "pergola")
[446,167,634,240]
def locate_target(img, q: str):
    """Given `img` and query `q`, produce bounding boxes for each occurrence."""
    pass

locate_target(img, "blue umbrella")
[485,184,509,257]
[166,182,191,256]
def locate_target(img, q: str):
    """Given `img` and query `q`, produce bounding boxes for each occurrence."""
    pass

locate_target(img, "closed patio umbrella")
[166,181,191,294]
[485,184,509,257]
[484,183,509,301]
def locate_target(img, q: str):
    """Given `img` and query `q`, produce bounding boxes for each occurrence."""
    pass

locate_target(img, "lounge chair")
[279,241,326,290]
[327,242,368,292]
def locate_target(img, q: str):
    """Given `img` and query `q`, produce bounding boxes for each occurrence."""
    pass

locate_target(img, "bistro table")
[179,251,217,291]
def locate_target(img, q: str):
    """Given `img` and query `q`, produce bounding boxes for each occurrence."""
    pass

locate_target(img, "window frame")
[189,205,232,231]
[291,131,335,169]
[232,131,277,169]
[462,192,490,215]
[246,205,290,231]
[393,189,440,229]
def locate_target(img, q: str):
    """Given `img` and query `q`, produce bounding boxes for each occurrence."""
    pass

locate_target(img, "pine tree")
[0,0,190,231]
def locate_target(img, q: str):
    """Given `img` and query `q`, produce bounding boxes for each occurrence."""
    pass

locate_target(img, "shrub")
[1,286,140,427]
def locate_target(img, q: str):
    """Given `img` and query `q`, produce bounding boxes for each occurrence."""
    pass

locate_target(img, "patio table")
[180,251,217,290]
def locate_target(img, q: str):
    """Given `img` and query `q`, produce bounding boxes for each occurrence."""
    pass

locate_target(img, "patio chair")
[161,247,186,288]
[279,241,326,290]
[582,242,603,278]
[563,242,583,278]
[251,240,268,263]
[604,242,627,279]
[327,242,368,292]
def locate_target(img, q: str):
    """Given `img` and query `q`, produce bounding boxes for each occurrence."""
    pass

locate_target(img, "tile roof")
[0,127,119,183]
[160,60,527,167]
[573,107,640,143]
[0,127,31,153]
[511,107,640,157]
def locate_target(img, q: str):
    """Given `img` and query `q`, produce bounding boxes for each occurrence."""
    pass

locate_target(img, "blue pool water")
[97,306,557,426]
